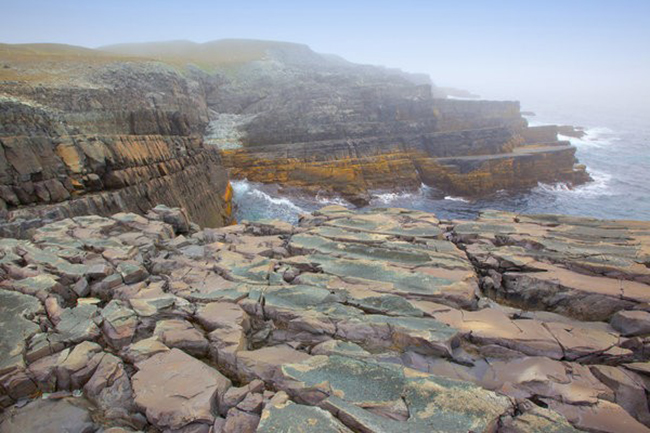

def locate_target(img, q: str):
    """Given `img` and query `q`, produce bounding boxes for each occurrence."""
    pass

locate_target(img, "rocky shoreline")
[1,204,650,432]
[1,41,590,230]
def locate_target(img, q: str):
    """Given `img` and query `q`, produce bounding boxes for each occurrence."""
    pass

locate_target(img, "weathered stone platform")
[1,205,650,432]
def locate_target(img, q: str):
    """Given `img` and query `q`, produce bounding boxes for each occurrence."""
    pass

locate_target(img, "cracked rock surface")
[1,205,650,432]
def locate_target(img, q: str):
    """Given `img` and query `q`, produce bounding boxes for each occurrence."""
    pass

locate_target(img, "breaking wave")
[444,196,470,203]
[559,126,618,149]
[534,170,613,198]
[231,180,305,223]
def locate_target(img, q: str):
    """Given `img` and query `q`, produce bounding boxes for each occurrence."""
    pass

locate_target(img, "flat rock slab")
[0,398,96,433]
[244,285,458,357]
[279,355,513,432]
[323,211,442,238]
[0,290,41,374]
[2,205,650,432]
[236,346,312,383]
[55,304,100,344]
[258,400,352,432]
[455,210,650,320]
[132,348,231,430]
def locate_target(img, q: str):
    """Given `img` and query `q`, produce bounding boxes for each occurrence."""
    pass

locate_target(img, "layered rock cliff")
[1,40,591,234]
[1,205,650,432]
[0,44,233,237]
[189,42,588,204]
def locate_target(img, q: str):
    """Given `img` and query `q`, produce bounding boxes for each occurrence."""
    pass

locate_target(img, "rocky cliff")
[1,205,650,432]
[186,42,588,204]
[100,40,589,204]
[1,40,591,233]
[0,43,233,237]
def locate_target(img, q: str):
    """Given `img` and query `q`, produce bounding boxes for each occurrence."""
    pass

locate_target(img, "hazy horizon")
[2,0,649,114]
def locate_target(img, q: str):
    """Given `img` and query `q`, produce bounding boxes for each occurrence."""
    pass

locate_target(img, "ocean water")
[232,97,650,223]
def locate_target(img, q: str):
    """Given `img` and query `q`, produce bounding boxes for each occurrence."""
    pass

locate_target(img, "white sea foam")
[315,193,350,207]
[559,126,618,149]
[231,179,305,215]
[534,170,613,198]
[444,196,470,203]
[371,191,417,205]
[251,189,304,211]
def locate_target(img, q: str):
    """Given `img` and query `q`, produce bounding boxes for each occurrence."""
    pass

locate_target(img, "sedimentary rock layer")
[222,126,588,203]
[207,52,590,202]
[0,45,233,237]
[100,40,589,202]
[1,205,650,432]
[2,41,590,225]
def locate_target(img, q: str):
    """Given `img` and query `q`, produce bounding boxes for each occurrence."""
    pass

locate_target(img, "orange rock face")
[221,126,589,203]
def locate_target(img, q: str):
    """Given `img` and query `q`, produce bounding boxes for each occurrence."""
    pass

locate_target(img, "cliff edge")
[0,43,234,237]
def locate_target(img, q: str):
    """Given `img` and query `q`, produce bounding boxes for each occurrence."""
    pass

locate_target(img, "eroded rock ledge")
[1,205,650,432]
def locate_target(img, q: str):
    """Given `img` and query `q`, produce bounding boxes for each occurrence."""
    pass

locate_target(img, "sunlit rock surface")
[2,205,650,432]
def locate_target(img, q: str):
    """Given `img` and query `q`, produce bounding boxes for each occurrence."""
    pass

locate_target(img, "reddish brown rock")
[132,348,232,430]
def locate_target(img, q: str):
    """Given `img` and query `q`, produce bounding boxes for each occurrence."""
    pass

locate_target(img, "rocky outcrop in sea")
[1,204,649,432]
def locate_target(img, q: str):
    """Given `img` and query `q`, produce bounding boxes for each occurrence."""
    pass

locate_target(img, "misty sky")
[2,0,649,109]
